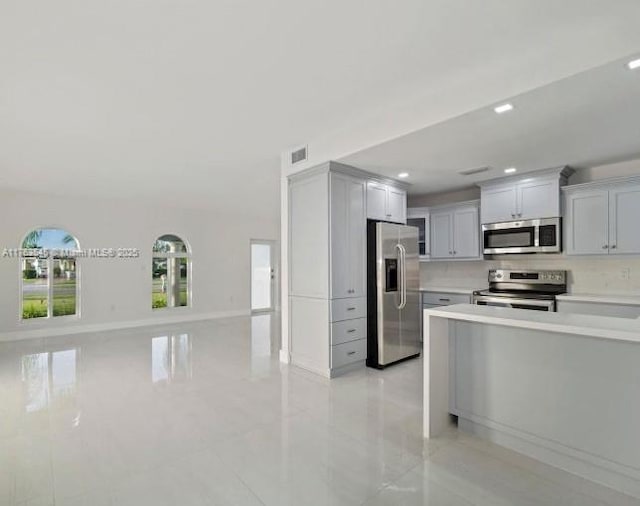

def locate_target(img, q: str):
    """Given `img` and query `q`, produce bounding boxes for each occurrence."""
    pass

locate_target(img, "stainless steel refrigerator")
[366,221,421,368]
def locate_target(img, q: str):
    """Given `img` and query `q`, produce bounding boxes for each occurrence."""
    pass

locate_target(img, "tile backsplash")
[420,255,640,294]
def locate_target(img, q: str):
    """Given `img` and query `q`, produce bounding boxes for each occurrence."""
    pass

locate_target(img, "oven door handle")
[473,296,555,310]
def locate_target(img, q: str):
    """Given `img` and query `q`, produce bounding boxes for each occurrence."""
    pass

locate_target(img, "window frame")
[19,227,81,323]
[152,234,192,310]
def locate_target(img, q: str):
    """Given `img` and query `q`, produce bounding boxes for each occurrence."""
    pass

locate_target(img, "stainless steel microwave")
[482,217,561,254]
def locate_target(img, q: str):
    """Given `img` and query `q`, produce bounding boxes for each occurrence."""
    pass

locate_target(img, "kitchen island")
[424,304,640,498]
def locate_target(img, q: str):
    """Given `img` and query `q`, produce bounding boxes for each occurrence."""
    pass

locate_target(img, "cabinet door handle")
[602,245,608,249]
[439,298,450,302]
[347,307,356,311]
[517,213,522,218]
[347,351,357,356]
[347,329,356,333]
[453,251,457,255]
[611,245,617,249]
[511,213,516,218]
[448,251,452,255]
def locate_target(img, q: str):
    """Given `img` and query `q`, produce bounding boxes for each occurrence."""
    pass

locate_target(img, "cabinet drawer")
[331,318,366,345]
[557,300,640,319]
[331,338,367,369]
[421,292,470,306]
[331,297,366,322]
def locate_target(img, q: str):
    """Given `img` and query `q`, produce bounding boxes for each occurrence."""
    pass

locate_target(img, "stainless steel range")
[472,269,567,312]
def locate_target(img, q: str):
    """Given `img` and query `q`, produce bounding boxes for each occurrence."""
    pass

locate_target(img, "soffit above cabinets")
[339,56,640,197]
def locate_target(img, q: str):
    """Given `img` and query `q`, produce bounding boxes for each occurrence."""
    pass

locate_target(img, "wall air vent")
[290,145,308,165]
[458,166,490,176]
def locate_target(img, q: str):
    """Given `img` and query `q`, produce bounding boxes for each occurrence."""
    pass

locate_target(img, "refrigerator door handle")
[398,244,407,309]
[395,244,403,310]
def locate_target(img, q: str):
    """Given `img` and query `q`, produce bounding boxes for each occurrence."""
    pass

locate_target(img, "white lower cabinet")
[330,298,367,371]
[422,292,472,306]
[557,300,640,319]
[421,291,473,341]
[330,297,366,322]
[331,339,367,369]
[331,318,366,345]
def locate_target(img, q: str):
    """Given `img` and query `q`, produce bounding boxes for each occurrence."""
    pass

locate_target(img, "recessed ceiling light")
[627,58,640,70]
[398,172,409,178]
[494,103,514,114]
[504,167,517,174]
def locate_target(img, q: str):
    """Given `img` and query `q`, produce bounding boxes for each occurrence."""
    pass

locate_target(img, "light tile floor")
[0,313,637,505]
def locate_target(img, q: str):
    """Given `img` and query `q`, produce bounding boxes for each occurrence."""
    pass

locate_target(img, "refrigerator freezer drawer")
[331,297,366,322]
[331,318,367,346]
[331,338,367,368]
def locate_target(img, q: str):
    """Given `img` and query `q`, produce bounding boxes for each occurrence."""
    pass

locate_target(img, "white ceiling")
[2,0,640,209]
[340,56,640,195]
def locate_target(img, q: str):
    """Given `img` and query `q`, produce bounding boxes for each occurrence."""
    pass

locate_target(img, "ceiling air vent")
[290,145,308,165]
[458,166,490,176]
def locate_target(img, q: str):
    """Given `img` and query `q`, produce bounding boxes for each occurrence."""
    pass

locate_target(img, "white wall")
[0,189,279,341]
[569,159,640,184]
[408,187,480,208]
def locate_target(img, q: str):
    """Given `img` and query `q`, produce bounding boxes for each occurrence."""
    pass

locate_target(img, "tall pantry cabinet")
[288,161,409,377]
[288,162,367,377]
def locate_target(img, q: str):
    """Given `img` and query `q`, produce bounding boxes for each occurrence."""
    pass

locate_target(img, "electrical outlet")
[621,268,631,281]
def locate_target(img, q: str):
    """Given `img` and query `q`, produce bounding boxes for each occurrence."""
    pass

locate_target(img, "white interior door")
[251,240,276,312]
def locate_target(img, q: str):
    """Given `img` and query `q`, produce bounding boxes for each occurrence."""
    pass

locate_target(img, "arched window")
[21,228,80,319]
[152,234,190,309]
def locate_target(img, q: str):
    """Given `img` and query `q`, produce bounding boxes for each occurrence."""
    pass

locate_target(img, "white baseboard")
[290,356,330,378]
[0,309,250,343]
[458,416,640,499]
[279,348,290,363]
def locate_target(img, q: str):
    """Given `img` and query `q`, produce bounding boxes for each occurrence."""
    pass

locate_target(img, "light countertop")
[419,286,485,295]
[556,293,640,306]
[424,304,640,343]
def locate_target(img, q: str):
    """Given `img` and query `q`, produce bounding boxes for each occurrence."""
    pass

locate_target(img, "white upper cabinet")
[366,181,406,223]
[430,211,452,259]
[565,189,609,255]
[407,207,429,260]
[481,185,517,224]
[347,177,366,297]
[387,187,407,223]
[608,185,640,255]
[517,179,558,220]
[330,173,366,298]
[366,182,387,221]
[480,168,571,224]
[453,206,480,258]
[430,202,480,260]
[564,179,640,256]
[289,172,329,298]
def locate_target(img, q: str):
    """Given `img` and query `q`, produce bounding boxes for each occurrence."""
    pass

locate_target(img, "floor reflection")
[1,315,631,506]
[21,348,80,426]
[151,333,192,384]
[251,313,278,374]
